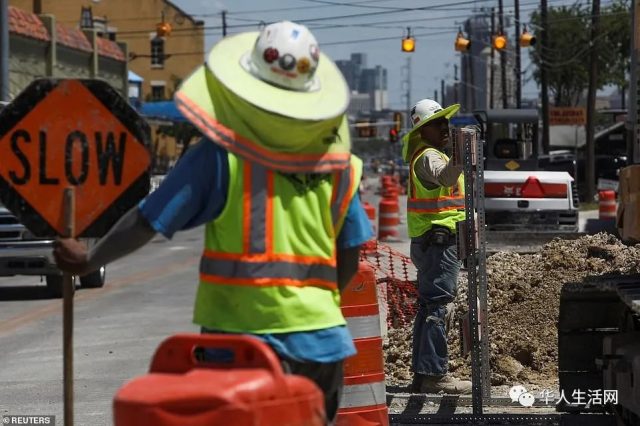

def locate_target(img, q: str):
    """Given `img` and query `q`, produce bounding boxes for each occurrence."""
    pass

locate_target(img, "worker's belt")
[412,226,457,247]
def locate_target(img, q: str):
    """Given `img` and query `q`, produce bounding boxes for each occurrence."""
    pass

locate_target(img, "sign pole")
[63,187,75,426]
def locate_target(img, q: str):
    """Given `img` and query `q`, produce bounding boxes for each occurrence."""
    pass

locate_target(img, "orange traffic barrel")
[337,263,389,426]
[113,334,325,426]
[598,190,617,220]
[378,198,400,241]
[362,202,377,254]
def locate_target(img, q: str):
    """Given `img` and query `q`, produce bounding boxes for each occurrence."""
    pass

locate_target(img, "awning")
[128,70,144,83]
[140,101,187,123]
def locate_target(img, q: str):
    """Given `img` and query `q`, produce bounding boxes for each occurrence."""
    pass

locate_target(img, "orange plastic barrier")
[378,198,400,241]
[337,262,388,426]
[113,334,325,426]
[599,190,617,220]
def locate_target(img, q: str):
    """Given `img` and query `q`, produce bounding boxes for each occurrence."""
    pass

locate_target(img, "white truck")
[473,109,580,251]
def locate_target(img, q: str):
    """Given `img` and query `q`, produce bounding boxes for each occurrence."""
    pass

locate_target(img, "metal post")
[629,0,640,163]
[454,64,459,104]
[441,79,445,105]
[0,0,9,102]
[404,57,412,129]
[540,0,551,153]
[490,8,495,109]
[499,0,507,108]
[514,0,522,108]
[585,0,600,201]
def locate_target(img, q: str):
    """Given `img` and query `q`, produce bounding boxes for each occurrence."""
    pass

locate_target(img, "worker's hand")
[53,238,90,275]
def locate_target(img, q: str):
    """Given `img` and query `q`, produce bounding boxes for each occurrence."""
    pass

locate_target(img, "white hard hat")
[240,21,321,92]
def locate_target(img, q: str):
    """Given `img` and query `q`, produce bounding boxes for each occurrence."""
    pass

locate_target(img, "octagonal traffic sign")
[0,79,151,238]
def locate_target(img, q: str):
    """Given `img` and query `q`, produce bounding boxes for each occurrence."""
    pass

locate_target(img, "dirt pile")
[384,233,640,388]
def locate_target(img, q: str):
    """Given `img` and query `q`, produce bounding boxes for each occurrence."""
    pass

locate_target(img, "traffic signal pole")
[0,0,9,102]
[630,0,640,163]
[540,0,550,153]
[498,0,507,108]
[514,0,522,108]
[585,0,600,201]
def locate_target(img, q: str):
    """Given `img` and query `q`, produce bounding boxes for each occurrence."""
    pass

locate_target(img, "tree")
[528,1,631,107]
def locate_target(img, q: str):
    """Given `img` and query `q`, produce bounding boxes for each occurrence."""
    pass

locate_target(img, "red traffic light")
[389,128,399,143]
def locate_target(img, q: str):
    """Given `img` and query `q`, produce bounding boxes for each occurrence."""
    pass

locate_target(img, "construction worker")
[402,99,471,394]
[53,21,372,423]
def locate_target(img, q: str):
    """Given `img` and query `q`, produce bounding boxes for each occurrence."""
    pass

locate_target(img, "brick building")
[9,0,205,101]
[7,5,127,98]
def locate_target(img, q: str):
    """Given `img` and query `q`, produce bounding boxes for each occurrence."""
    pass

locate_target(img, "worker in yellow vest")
[53,21,372,423]
[402,99,471,394]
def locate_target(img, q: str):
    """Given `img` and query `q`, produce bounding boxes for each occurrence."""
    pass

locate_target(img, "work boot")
[420,374,472,394]
[410,374,425,393]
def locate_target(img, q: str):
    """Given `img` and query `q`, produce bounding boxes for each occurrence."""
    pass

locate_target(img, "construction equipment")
[472,109,580,252]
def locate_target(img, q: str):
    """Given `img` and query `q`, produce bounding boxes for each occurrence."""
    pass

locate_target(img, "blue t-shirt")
[139,139,373,362]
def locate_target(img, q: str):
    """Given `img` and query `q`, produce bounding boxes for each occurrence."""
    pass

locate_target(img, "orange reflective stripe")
[200,273,337,290]
[242,163,251,253]
[202,249,336,265]
[331,162,354,228]
[175,92,350,173]
[266,170,274,254]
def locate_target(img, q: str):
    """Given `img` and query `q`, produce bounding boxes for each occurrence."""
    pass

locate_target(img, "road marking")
[0,256,199,337]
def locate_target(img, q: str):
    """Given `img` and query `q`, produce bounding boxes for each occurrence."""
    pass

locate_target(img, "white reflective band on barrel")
[339,381,386,408]
[346,315,381,339]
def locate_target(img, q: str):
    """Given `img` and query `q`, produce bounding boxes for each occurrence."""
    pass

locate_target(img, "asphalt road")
[0,227,203,426]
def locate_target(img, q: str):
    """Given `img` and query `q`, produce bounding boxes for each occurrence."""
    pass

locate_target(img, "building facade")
[336,52,388,112]
[10,0,204,101]
[7,5,126,99]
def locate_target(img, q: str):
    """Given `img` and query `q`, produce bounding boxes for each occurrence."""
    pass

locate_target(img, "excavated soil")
[384,233,640,389]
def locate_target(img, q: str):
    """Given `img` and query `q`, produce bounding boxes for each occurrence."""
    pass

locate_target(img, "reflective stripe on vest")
[407,148,465,213]
[199,160,355,291]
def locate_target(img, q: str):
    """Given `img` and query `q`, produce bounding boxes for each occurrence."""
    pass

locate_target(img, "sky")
[173,0,612,110]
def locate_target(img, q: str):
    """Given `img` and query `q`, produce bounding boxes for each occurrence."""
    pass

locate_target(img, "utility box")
[617,165,640,243]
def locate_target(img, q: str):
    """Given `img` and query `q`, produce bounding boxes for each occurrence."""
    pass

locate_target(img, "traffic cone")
[598,190,616,220]
[362,202,377,254]
[378,197,400,241]
[337,263,389,426]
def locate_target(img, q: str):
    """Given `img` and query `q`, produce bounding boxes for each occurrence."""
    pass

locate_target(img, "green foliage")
[528,0,631,106]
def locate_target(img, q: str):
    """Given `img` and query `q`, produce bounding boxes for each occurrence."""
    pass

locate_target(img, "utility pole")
[454,64,459,104]
[499,0,507,108]
[0,0,8,102]
[585,0,600,201]
[434,89,438,103]
[490,8,495,109]
[441,79,445,105]
[540,0,550,153]
[401,57,412,129]
[514,0,522,108]
[222,10,227,37]
[629,0,639,163]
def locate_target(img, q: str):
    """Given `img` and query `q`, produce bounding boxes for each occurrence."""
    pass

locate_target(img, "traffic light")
[392,111,403,133]
[519,27,536,47]
[156,21,172,37]
[388,128,399,143]
[402,27,415,52]
[492,32,507,50]
[454,31,471,52]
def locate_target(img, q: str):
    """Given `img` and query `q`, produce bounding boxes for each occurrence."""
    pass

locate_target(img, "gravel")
[384,233,640,389]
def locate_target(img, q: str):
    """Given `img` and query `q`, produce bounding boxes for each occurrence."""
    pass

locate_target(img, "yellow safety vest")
[406,147,465,238]
[194,151,363,334]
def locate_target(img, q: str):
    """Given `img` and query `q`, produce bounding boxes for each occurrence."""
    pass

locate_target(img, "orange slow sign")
[549,107,586,126]
[0,79,151,238]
